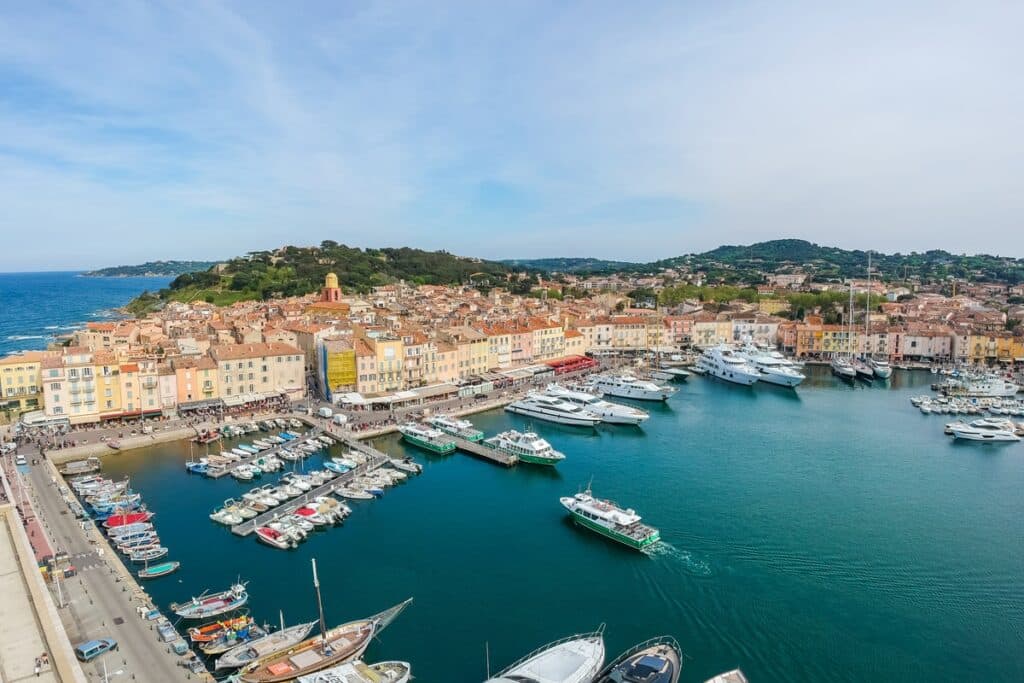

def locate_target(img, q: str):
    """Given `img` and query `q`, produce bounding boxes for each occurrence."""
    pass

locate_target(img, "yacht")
[735,349,805,387]
[655,366,691,381]
[703,670,748,683]
[587,374,676,401]
[695,347,761,386]
[560,487,660,550]
[955,376,1021,398]
[484,631,605,683]
[484,430,566,465]
[851,358,874,381]
[506,393,602,427]
[595,637,682,683]
[830,356,856,380]
[948,421,1020,442]
[544,384,649,425]
[867,357,893,379]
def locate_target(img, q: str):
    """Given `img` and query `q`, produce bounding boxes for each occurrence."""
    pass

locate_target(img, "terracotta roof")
[208,342,301,361]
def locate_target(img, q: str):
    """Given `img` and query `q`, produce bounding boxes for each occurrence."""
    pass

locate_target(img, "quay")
[229,450,389,537]
[452,435,517,467]
[205,426,324,479]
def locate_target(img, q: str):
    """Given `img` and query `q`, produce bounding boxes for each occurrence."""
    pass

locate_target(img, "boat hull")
[505,404,600,426]
[400,432,456,454]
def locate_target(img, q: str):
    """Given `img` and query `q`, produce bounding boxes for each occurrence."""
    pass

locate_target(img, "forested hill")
[127,242,525,312]
[83,260,217,277]
[500,257,640,274]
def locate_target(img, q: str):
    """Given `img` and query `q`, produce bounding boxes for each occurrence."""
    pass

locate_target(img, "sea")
[97,370,1024,683]
[0,272,171,356]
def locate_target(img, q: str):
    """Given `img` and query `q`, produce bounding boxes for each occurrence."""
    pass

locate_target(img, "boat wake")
[645,542,713,577]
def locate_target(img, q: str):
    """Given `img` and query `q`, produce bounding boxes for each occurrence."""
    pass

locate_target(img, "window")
[50,383,61,391]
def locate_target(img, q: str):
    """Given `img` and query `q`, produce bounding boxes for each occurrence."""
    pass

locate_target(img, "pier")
[204,427,324,479]
[452,435,518,466]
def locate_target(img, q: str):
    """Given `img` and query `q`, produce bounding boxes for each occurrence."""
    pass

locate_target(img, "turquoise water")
[0,272,171,356]
[97,369,1024,682]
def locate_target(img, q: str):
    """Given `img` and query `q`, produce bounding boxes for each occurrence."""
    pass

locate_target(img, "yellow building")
[820,326,859,356]
[92,350,124,419]
[445,326,489,379]
[0,351,47,418]
[318,337,357,400]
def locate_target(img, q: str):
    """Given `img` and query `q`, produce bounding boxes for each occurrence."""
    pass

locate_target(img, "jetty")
[452,435,518,466]
[205,427,324,479]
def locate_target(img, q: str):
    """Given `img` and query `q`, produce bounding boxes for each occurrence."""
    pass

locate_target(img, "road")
[17,458,200,682]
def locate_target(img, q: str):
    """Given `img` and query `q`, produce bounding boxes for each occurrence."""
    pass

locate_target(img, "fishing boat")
[594,636,682,683]
[171,582,249,620]
[484,430,565,466]
[188,614,254,643]
[201,622,266,655]
[239,561,411,683]
[215,621,317,670]
[129,546,169,563]
[185,458,210,475]
[137,561,180,580]
[107,522,154,538]
[296,660,412,683]
[560,485,660,551]
[103,511,154,529]
[485,630,605,683]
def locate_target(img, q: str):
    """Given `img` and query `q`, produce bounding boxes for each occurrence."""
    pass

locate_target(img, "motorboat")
[389,457,422,474]
[695,347,761,386]
[103,511,154,529]
[505,393,601,427]
[336,487,374,501]
[703,670,748,683]
[587,374,676,401]
[595,637,682,683]
[171,582,249,620]
[544,383,649,424]
[484,430,566,466]
[949,421,1021,442]
[735,348,804,387]
[397,423,457,454]
[484,631,605,683]
[867,357,893,379]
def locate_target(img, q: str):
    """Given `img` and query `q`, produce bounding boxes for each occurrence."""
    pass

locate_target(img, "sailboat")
[830,282,857,380]
[238,559,412,682]
[215,615,317,670]
[863,252,893,379]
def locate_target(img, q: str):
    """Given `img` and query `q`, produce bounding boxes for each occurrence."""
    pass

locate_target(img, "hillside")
[500,257,640,274]
[83,260,218,278]
[127,242,525,313]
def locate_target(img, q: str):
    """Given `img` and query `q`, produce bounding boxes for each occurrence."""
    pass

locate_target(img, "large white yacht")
[695,346,761,386]
[735,349,805,387]
[506,393,602,426]
[866,357,893,379]
[954,376,1021,398]
[586,374,676,401]
[948,420,1020,442]
[485,632,605,683]
[543,384,649,425]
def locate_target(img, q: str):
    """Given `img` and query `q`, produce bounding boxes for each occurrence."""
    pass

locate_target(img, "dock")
[451,435,518,467]
[205,427,324,479]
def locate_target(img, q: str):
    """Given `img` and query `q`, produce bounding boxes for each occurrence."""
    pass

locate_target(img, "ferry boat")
[735,348,805,387]
[543,384,649,425]
[215,621,317,670]
[483,430,566,466]
[867,356,893,379]
[587,374,676,401]
[171,582,249,620]
[296,660,411,683]
[397,423,457,454]
[485,630,605,683]
[595,636,682,683]
[695,347,761,386]
[560,487,660,550]
[505,393,601,426]
[427,414,484,441]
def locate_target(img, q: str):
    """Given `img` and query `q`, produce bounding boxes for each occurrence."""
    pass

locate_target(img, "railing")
[492,627,606,677]
[595,635,684,679]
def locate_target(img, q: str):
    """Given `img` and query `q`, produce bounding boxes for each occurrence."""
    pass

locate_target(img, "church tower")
[321,272,342,302]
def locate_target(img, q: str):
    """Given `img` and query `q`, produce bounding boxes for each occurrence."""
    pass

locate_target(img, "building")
[0,351,47,418]
[209,342,306,401]
[317,337,357,401]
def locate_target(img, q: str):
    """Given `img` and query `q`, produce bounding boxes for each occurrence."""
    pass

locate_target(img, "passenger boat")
[427,414,484,442]
[215,621,317,670]
[484,430,565,466]
[188,614,254,643]
[137,560,180,580]
[594,636,682,683]
[543,383,650,424]
[171,582,249,620]
[296,660,412,683]
[238,560,411,683]
[397,423,457,454]
[587,373,677,401]
[103,511,154,529]
[505,393,602,426]
[484,630,605,683]
[560,486,660,550]
[129,546,169,563]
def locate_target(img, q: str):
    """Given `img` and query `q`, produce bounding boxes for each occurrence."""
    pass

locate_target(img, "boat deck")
[206,428,325,479]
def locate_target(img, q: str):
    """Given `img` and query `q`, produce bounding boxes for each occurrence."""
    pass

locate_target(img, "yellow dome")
[325,272,339,289]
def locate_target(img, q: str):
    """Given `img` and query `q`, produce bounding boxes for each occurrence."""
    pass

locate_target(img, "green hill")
[500,257,641,274]
[83,260,218,278]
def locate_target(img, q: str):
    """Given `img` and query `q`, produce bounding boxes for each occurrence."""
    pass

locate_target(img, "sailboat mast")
[311,559,328,645]
[866,252,871,342]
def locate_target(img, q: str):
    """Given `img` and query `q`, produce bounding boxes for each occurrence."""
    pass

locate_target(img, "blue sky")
[1,1,1022,270]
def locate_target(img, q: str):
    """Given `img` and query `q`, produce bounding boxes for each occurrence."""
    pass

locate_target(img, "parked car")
[73,638,117,661]
[317,407,334,418]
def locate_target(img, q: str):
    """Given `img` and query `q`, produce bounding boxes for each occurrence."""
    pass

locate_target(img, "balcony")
[142,377,158,389]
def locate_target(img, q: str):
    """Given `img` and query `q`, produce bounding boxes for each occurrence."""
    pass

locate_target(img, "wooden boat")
[201,622,267,655]
[103,511,153,529]
[129,546,168,563]
[189,614,253,643]
[239,561,411,682]
[215,621,317,670]
[137,561,180,580]
[171,582,249,620]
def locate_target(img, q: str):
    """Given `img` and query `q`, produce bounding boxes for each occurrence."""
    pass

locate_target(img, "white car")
[15,454,27,466]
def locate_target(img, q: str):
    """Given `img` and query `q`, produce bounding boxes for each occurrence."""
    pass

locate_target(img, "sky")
[1,1,1022,270]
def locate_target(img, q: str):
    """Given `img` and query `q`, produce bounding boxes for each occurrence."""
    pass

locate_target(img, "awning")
[179,398,223,410]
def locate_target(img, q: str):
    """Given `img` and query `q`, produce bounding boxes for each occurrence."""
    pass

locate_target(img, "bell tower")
[321,272,342,302]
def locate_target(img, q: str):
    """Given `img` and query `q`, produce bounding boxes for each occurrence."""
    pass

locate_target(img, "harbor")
[34,365,1022,682]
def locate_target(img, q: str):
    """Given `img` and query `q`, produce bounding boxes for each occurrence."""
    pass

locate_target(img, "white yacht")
[955,376,1021,398]
[485,632,605,683]
[830,356,856,380]
[506,393,602,426]
[543,384,649,425]
[587,374,676,401]
[949,420,1020,442]
[695,346,761,386]
[736,349,805,387]
[867,357,893,379]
